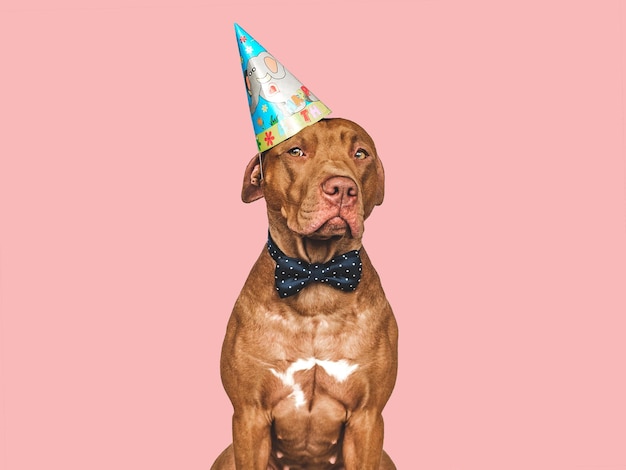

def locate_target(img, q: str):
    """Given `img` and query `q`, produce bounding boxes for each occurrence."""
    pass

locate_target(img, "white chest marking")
[269,358,359,408]
[314,359,359,382]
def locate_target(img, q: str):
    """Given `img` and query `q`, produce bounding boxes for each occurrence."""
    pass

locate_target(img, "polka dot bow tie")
[267,233,363,298]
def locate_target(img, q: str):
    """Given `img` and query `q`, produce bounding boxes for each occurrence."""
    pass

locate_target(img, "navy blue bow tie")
[267,234,362,298]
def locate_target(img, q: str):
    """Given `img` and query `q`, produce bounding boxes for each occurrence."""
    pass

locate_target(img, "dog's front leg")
[232,407,272,470]
[342,409,385,470]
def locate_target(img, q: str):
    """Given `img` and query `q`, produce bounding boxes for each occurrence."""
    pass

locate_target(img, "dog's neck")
[268,225,362,264]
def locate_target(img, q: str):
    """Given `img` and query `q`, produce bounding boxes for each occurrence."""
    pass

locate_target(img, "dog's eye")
[354,148,370,160]
[288,147,305,157]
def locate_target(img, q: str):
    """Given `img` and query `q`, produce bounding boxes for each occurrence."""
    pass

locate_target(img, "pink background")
[1,1,625,469]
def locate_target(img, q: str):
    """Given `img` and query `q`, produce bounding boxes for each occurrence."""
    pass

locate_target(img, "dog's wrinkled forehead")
[265,118,377,158]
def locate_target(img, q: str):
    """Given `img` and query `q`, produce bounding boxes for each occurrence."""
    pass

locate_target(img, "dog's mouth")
[310,216,350,239]
[293,213,363,240]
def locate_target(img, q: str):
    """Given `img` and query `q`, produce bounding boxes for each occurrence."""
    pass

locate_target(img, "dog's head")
[242,118,384,247]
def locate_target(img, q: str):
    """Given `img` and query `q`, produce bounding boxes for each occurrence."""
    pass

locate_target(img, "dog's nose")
[322,176,358,205]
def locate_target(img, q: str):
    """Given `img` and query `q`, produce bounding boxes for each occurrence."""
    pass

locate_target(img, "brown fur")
[212,118,398,470]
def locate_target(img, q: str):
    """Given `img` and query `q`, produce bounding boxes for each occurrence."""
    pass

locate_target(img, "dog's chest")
[263,314,365,416]
[268,354,359,459]
[269,356,359,408]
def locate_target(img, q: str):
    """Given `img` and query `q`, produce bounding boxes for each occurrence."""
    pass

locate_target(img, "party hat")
[235,23,331,152]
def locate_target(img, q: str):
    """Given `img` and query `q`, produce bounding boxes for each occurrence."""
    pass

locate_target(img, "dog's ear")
[374,155,385,206]
[242,154,264,203]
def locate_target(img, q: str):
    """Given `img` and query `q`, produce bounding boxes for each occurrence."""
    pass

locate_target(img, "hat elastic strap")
[258,152,264,182]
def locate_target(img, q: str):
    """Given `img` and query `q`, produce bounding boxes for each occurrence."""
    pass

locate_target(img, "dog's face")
[242,118,384,241]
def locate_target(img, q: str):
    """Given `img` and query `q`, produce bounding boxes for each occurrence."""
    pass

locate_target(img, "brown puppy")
[211,118,398,470]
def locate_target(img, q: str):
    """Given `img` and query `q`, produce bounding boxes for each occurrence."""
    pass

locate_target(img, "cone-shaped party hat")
[235,23,331,152]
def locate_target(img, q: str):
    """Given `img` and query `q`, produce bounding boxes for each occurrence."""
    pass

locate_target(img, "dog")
[211,118,398,470]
